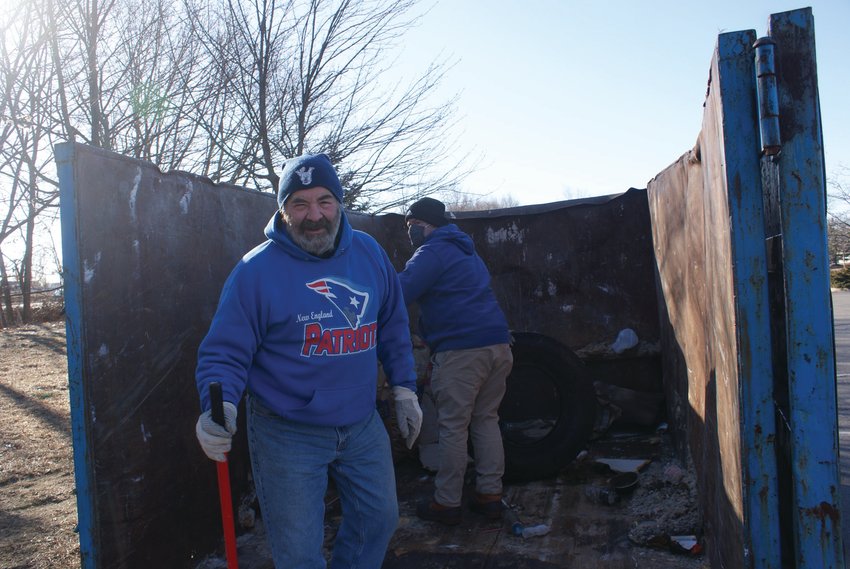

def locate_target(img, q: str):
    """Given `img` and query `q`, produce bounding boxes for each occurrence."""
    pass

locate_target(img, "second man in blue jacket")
[399,197,513,525]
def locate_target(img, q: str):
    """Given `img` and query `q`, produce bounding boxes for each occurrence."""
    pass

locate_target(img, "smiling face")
[281,186,341,256]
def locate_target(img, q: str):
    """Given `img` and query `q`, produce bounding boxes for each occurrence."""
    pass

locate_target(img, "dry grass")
[0,321,79,569]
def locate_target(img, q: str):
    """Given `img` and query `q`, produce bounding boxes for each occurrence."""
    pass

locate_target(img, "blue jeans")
[247,396,398,569]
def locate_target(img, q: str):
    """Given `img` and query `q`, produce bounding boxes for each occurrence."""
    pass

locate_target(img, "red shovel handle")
[210,382,239,569]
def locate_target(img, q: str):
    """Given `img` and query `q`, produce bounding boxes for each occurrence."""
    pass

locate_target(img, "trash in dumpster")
[502,500,552,538]
[609,471,639,495]
[645,534,703,556]
[611,328,639,353]
[585,484,620,505]
[670,535,702,554]
[513,523,551,539]
[594,458,650,473]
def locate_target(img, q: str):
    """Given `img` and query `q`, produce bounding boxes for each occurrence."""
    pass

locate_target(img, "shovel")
[209,382,239,568]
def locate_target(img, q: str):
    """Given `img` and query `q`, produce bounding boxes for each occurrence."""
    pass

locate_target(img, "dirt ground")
[0,320,79,569]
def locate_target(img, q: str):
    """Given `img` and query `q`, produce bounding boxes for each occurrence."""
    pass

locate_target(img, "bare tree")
[0,0,472,323]
[189,0,470,211]
[828,165,850,265]
[828,215,850,265]
[53,0,211,168]
[183,0,293,187]
[0,0,62,324]
[827,165,850,207]
[0,0,220,324]
[444,192,520,212]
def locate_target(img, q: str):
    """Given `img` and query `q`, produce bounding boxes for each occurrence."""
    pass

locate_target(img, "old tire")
[500,332,597,482]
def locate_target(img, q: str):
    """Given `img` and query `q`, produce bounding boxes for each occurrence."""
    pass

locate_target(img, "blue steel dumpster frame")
[765,9,842,568]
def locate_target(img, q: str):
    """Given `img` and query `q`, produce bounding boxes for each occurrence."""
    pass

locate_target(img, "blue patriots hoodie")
[196,210,416,427]
[399,224,511,353]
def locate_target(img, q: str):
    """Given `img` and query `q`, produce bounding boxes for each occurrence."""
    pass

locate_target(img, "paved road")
[834,290,850,560]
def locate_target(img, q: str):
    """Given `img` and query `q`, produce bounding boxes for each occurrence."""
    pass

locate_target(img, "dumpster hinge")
[754,37,781,156]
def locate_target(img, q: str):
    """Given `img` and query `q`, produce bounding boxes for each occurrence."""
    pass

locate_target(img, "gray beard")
[283,209,342,256]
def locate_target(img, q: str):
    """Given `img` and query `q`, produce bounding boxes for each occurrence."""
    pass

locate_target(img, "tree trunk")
[21,214,34,324]
[87,0,103,148]
[0,250,14,327]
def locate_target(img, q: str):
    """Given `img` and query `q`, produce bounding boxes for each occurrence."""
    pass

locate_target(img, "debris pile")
[626,456,702,553]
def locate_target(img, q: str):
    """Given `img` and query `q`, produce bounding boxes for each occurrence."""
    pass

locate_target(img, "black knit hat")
[277,153,343,207]
[405,197,448,227]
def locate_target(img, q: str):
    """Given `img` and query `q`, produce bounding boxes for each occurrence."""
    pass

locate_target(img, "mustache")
[300,218,332,231]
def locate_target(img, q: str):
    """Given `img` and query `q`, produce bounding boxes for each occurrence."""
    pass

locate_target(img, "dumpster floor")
[200,427,709,569]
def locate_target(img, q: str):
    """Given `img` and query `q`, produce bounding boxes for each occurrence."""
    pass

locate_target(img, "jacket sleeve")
[374,247,417,391]
[195,263,262,411]
[398,246,443,305]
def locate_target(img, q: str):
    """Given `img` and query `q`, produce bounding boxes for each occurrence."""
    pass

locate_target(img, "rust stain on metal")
[749,266,765,293]
[817,347,829,369]
[803,501,840,524]
[804,250,816,270]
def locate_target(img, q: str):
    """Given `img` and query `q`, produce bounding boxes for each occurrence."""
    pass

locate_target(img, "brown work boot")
[416,498,462,525]
[468,493,504,520]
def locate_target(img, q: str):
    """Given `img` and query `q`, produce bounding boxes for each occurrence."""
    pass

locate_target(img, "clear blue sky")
[395,1,850,205]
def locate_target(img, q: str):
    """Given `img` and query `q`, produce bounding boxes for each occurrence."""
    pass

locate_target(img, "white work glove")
[392,386,423,449]
[195,401,238,462]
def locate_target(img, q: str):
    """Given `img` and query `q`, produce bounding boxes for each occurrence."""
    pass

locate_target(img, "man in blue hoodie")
[399,197,513,525]
[194,154,422,569]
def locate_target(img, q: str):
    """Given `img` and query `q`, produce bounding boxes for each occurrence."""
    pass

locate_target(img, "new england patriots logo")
[306,279,370,328]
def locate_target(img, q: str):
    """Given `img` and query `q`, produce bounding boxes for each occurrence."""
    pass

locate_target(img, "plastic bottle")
[509,520,551,538]
[584,484,620,505]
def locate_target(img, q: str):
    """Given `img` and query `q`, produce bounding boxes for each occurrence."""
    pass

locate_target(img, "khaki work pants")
[430,343,513,507]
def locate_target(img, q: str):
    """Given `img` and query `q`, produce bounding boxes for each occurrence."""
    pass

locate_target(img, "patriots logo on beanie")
[278,154,344,206]
[295,166,315,185]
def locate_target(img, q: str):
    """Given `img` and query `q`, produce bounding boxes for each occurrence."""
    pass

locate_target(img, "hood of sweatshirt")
[425,223,475,255]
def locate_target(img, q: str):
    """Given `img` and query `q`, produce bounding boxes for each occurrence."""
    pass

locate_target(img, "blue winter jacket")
[399,224,511,353]
[196,210,416,427]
